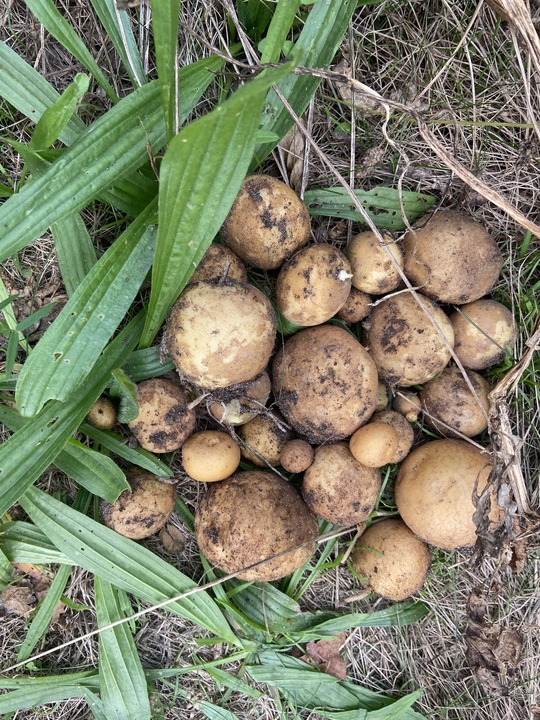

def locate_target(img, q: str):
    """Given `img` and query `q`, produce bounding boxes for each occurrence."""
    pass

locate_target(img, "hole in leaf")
[53,352,63,361]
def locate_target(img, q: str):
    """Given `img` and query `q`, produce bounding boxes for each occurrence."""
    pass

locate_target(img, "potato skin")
[221,174,311,270]
[128,378,196,453]
[403,210,503,304]
[364,292,454,386]
[195,471,318,581]
[166,279,276,390]
[272,325,379,444]
[189,244,247,284]
[395,439,502,550]
[351,519,431,601]
[347,231,403,295]
[182,430,241,482]
[238,413,293,467]
[302,443,380,525]
[100,471,176,540]
[372,410,414,464]
[87,396,117,430]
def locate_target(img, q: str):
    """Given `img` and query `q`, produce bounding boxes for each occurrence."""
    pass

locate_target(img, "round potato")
[182,430,241,482]
[364,292,454,386]
[393,392,421,422]
[347,230,403,295]
[280,439,314,473]
[87,396,117,430]
[395,439,503,550]
[100,471,176,540]
[272,324,379,444]
[189,244,247,284]
[238,412,293,467]
[351,519,431,601]
[166,279,276,390]
[402,210,503,304]
[221,174,311,269]
[208,372,272,426]
[302,443,380,526]
[349,422,400,468]
[195,471,318,581]
[275,243,352,326]
[128,378,196,453]
[371,410,415,464]
[335,287,372,323]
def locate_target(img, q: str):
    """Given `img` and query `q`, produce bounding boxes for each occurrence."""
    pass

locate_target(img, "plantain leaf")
[95,577,151,720]
[0,685,90,714]
[141,61,295,347]
[51,212,98,296]
[152,0,181,139]
[0,546,13,592]
[20,486,240,646]
[0,521,72,566]
[109,368,138,423]
[30,73,90,150]
[0,314,143,517]
[0,671,99,691]
[23,0,119,102]
[122,346,175,382]
[259,0,300,64]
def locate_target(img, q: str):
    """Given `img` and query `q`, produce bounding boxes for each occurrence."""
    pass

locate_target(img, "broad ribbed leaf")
[199,703,241,720]
[95,577,151,720]
[0,314,143,516]
[0,521,72,566]
[260,0,300,64]
[109,368,138,423]
[122,346,175,381]
[141,61,294,347]
[0,671,99,690]
[0,685,89,714]
[16,208,157,416]
[153,0,181,138]
[20,486,239,646]
[31,73,89,150]
[0,546,12,592]
[52,212,98,295]
[24,0,119,102]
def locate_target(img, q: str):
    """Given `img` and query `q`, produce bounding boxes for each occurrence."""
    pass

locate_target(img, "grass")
[0,0,539,718]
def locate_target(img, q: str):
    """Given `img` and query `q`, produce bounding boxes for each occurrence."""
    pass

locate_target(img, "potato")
[335,287,372,323]
[347,230,403,295]
[189,244,247,284]
[166,279,276,390]
[419,366,491,438]
[280,439,314,473]
[195,471,318,581]
[449,299,517,370]
[272,324,379,444]
[371,410,415,463]
[237,412,293,467]
[351,519,431,601]
[221,174,311,269]
[87,396,117,430]
[128,378,196,453]
[275,243,352,326]
[349,422,400,468]
[100,471,176,540]
[182,430,241,482]
[395,439,503,550]
[302,443,380,526]
[364,292,454,386]
[393,392,421,422]
[208,372,271,426]
[402,210,503,304]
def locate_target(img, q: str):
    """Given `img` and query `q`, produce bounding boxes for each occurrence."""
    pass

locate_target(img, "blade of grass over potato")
[23,0,119,102]
[0,314,143,517]
[153,0,181,138]
[259,0,301,64]
[95,577,152,720]
[254,0,357,163]
[20,486,240,646]
[141,61,295,347]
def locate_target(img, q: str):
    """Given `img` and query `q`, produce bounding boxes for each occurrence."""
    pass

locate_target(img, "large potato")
[395,439,503,550]
[195,471,318,581]
[402,210,503,304]
[166,279,276,390]
[364,292,454,386]
[221,174,311,269]
[272,324,379,444]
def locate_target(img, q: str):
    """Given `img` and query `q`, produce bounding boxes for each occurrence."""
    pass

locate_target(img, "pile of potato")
[96,174,516,601]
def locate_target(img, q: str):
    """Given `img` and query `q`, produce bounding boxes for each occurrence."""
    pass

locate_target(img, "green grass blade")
[0,671,99,691]
[152,0,181,139]
[0,40,85,145]
[90,0,147,87]
[260,0,300,64]
[23,0,119,102]
[0,314,143,517]
[20,486,239,646]
[0,521,72,566]
[255,0,356,162]
[141,61,294,347]
[16,564,72,662]
[95,577,151,720]
[15,208,157,416]
[0,685,88,714]
[30,73,89,150]
[199,702,241,720]
[51,212,98,296]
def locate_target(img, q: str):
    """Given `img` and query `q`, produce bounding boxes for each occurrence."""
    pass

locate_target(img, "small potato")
[275,243,352,326]
[280,439,314,473]
[335,287,372,323]
[347,231,403,295]
[208,372,271,426]
[182,430,241,482]
[128,378,196,453]
[189,244,248,284]
[351,519,431,601]
[238,413,293,467]
[393,392,421,422]
[302,443,380,526]
[371,410,415,464]
[349,422,400,468]
[87,396,117,430]
[100,471,176,540]
[221,174,311,270]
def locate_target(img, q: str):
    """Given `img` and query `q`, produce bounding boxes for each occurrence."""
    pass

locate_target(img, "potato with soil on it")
[280,439,314,473]
[237,412,293,467]
[351,518,431,601]
[189,243,248,285]
[195,471,318,581]
[221,174,311,270]
[335,287,372,323]
[449,299,517,370]
[181,430,241,482]
[395,438,503,550]
[371,409,415,463]
[275,243,352,326]
[208,371,272,426]
[302,443,380,526]
[87,396,117,430]
[393,391,422,422]
[364,291,454,386]
[128,378,196,453]
[347,230,403,295]
[166,278,276,391]
[402,210,503,304]
[100,471,176,540]
[272,324,379,444]
[419,365,491,438]
[349,421,400,468]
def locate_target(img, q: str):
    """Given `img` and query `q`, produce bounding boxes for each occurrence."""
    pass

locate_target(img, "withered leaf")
[1,585,34,617]
[302,632,347,680]
[160,524,185,554]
